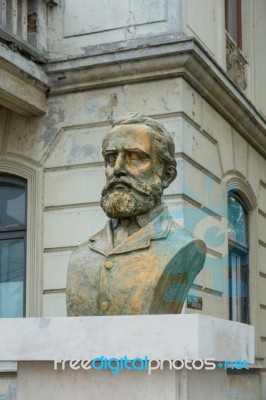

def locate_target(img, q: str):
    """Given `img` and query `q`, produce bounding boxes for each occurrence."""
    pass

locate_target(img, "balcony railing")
[0,0,28,40]
[0,0,47,63]
[226,32,248,93]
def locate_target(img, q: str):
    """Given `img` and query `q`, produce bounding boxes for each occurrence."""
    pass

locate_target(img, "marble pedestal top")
[0,314,254,362]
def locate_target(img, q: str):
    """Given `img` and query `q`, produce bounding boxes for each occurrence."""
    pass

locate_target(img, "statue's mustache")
[101,177,150,196]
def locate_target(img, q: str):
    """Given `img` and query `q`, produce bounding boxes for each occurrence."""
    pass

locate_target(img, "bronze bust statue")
[66,113,206,316]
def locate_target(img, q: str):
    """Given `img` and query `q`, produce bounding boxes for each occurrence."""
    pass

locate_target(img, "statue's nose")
[113,153,127,177]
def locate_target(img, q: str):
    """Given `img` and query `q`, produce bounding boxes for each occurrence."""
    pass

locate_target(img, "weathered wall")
[253,0,266,117]
[44,0,266,117]
[47,0,182,60]
[182,0,226,67]
[182,0,266,116]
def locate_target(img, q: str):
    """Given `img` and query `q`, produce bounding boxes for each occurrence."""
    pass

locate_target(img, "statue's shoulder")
[68,222,109,269]
[166,218,206,254]
[73,236,93,254]
[67,239,91,271]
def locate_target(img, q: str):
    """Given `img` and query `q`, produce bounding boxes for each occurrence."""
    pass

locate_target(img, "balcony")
[0,0,49,116]
[0,0,48,62]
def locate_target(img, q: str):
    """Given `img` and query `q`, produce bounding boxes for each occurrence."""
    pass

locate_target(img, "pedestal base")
[0,315,254,400]
[17,361,246,400]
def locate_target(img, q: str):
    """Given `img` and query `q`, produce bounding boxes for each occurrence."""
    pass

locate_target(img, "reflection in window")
[228,192,249,323]
[0,175,26,318]
[225,0,242,48]
[228,196,248,246]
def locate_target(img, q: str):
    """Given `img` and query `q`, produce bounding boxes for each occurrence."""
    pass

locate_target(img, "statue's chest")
[93,242,175,315]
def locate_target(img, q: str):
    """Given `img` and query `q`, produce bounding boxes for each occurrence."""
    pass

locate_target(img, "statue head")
[101,112,177,219]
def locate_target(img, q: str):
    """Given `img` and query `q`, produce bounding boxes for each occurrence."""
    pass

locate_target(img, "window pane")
[0,238,25,317]
[226,0,238,44]
[228,196,248,247]
[229,249,249,323]
[0,184,26,228]
[230,253,241,321]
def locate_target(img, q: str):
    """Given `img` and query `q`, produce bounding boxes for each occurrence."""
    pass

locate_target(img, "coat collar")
[89,205,172,257]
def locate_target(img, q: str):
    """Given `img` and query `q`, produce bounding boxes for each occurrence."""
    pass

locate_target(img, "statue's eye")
[105,153,117,165]
[128,152,139,160]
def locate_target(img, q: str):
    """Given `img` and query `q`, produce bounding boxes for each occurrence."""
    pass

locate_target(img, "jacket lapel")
[88,209,173,256]
[88,221,114,256]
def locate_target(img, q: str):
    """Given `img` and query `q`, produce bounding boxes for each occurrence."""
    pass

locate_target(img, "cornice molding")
[46,36,266,158]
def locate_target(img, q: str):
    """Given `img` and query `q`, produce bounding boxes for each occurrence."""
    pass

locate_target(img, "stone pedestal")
[0,315,254,400]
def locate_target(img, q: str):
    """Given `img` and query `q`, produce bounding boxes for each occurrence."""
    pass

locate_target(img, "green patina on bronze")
[66,112,206,316]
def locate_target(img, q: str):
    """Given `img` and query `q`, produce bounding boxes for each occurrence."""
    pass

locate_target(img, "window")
[225,0,242,48]
[225,0,247,92]
[0,175,27,318]
[228,192,249,323]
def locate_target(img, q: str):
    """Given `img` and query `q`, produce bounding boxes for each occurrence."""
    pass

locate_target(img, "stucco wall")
[43,0,266,116]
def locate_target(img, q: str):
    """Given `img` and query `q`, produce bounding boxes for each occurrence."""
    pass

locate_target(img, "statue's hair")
[102,112,176,171]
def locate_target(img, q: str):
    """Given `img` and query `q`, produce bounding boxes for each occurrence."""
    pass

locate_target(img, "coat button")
[100,301,109,311]
[104,260,113,269]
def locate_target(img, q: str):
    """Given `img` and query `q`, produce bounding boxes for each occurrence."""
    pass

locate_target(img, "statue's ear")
[162,166,177,188]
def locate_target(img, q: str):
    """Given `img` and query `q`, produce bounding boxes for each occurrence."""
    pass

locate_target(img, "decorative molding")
[224,172,260,341]
[226,32,248,92]
[0,157,43,317]
[224,173,257,210]
[46,36,266,158]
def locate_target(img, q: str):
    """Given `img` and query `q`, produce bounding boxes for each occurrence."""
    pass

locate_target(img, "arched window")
[0,174,27,317]
[228,192,249,323]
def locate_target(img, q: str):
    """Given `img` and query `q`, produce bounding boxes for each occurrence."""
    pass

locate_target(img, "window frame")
[225,0,242,49]
[228,191,250,324]
[0,160,42,317]
[0,174,27,317]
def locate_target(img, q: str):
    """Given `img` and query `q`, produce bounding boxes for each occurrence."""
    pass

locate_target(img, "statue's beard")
[101,175,163,219]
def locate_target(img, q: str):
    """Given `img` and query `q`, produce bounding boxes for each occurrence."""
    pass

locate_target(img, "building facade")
[0,0,265,398]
